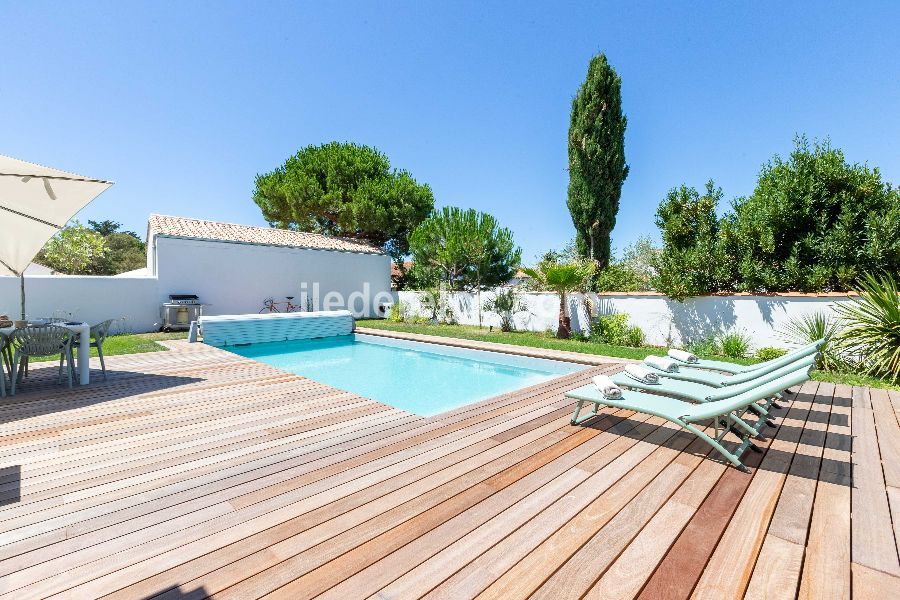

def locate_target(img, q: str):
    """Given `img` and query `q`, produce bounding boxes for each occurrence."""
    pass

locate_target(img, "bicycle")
[259,296,301,313]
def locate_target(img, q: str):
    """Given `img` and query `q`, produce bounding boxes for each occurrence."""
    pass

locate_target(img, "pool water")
[226,333,586,416]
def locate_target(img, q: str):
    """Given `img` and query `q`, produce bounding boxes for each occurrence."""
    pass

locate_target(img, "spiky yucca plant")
[779,311,844,372]
[834,273,900,383]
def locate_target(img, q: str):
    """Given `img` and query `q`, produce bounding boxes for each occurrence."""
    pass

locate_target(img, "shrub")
[717,330,752,358]
[418,289,443,322]
[652,181,734,300]
[686,337,719,357]
[483,289,527,332]
[591,313,645,347]
[779,310,844,372]
[570,330,589,342]
[623,325,646,348]
[834,273,900,383]
[728,137,900,292]
[594,237,658,292]
[756,347,788,361]
[388,302,408,323]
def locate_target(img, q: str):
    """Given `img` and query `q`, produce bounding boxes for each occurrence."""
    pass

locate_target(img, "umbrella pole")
[20,273,25,320]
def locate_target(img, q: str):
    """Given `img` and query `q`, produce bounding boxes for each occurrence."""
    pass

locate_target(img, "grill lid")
[169,294,200,303]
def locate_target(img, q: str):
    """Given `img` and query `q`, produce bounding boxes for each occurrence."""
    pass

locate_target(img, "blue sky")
[3,1,898,263]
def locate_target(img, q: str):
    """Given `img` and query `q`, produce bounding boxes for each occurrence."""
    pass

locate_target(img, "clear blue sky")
[3,1,898,263]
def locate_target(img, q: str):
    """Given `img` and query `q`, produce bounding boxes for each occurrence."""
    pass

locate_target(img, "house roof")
[147,214,384,254]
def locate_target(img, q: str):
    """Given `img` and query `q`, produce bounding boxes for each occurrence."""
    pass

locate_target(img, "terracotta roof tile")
[147,214,383,254]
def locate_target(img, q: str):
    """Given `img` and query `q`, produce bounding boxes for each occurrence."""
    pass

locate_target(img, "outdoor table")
[0,322,91,385]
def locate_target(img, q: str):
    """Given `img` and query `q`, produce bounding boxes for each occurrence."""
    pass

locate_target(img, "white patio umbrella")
[0,155,113,319]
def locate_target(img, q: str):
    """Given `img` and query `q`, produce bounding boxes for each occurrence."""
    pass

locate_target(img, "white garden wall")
[0,276,159,332]
[394,290,855,350]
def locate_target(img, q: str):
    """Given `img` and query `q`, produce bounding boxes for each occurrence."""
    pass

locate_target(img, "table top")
[0,322,88,336]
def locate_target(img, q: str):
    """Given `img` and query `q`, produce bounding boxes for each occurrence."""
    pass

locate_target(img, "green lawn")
[357,319,899,390]
[28,331,187,363]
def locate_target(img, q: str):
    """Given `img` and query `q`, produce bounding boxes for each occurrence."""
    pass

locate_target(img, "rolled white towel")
[592,375,623,399]
[668,348,699,364]
[644,355,679,373]
[624,364,660,384]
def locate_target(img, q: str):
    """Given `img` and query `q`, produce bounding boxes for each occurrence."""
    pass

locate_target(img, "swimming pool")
[226,333,586,416]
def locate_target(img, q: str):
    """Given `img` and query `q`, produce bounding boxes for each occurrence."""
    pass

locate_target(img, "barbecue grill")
[161,294,206,331]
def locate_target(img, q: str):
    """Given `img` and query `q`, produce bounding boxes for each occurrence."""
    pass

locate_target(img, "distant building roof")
[147,214,384,255]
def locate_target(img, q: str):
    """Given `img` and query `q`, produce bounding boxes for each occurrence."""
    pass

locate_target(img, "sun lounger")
[665,339,823,374]
[615,355,817,414]
[565,365,814,471]
[643,339,823,387]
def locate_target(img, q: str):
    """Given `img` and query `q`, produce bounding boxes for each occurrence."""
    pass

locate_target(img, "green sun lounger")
[649,339,823,387]
[566,365,813,471]
[667,339,823,375]
[613,356,816,424]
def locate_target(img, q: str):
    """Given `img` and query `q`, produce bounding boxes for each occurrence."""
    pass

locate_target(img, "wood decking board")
[0,338,890,599]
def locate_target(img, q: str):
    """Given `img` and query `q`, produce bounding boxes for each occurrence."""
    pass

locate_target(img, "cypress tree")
[567,53,629,268]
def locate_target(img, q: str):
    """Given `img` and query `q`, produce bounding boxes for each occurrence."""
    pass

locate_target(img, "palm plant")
[779,310,844,372]
[834,273,900,383]
[521,260,595,338]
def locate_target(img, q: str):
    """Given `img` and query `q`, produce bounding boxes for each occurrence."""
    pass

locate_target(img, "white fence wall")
[394,290,855,350]
[0,276,160,333]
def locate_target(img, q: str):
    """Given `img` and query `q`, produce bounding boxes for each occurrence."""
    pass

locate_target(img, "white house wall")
[154,237,391,318]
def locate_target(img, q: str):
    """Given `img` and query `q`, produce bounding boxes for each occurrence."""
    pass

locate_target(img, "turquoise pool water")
[226,333,585,416]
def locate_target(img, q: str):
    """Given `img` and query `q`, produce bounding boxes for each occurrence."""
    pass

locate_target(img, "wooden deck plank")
[361,418,689,600]
[0,337,884,599]
[3,373,602,598]
[797,383,853,600]
[635,383,810,600]
[110,409,635,600]
[850,386,900,577]
[253,415,671,599]
[689,380,824,599]
[743,382,836,599]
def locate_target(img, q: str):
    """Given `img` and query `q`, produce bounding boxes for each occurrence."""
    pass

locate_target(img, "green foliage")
[834,273,900,383]
[652,180,732,300]
[253,142,434,262]
[88,219,139,238]
[779,310,844,372]
[686,337,719,357]
[567,53,629,267]
[683,331,750,358]
[717,330,752,358]
[409,207,521,291]
[651,137,899,296]
[521,259,595,338]
[418,288,442,321]
[594,236,658,292]
[727,136,900,292]
[483,289,527,332]
[418,288,456,324]
[388,302,408,323]
[37,220,109,274]
[755,347,789,361]
[590,313,645,347]
[88,231,146,275]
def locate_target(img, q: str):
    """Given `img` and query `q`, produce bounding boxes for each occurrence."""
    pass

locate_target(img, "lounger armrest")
[683,366,813,422]
[704,355,817,401]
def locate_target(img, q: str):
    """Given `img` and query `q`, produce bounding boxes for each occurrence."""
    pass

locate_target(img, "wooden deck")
[0,339,898,599]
